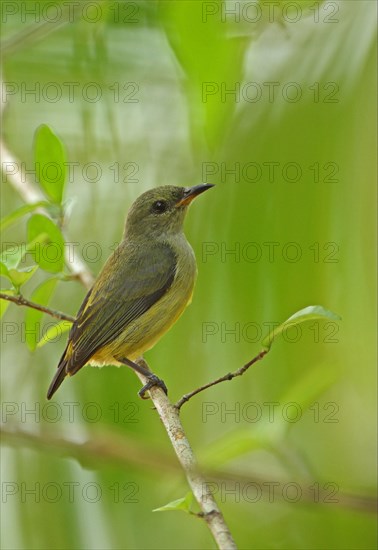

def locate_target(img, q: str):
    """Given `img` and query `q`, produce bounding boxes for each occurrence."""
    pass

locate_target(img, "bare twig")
[135,359,237,550]
[0,292,74,323]
[1,115,238,545]
[0,293,237,547]
[3,294,376,543]
[175,350,268,410]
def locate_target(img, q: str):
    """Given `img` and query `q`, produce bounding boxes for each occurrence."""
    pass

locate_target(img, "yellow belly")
[88,243,197,367]
[88,288,193,367]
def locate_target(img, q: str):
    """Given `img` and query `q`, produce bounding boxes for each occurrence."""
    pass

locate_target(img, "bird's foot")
[115,356,168,399]
[138,374,168,399]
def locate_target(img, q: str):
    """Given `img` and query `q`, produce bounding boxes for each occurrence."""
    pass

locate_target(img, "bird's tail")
[47,355,68,400]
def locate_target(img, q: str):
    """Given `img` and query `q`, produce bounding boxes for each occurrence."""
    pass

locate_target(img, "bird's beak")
[176,184,215,207]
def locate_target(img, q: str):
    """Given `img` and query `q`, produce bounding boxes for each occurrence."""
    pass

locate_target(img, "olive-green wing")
[65,241,177,374]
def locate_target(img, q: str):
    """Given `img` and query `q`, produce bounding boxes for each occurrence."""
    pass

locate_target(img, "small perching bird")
[47,184,214,400]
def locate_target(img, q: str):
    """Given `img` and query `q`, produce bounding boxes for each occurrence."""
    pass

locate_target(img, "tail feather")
[47,357,68,400]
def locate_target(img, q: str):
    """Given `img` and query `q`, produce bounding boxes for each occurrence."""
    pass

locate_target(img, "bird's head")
[124,184,214,239]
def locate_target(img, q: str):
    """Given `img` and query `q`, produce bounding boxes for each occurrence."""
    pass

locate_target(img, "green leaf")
[36,320,71,348]
[153,492,193,514]
[0,289,14,318]
[27,214,65,273]
[25,278,58,350]
[262,305,341,351]
[34,124,66,204]
[0,234,51,283]
[0,201,50,232]
[7,265,39,291]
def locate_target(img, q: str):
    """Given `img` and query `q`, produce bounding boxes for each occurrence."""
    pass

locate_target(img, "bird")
[47,184,214,400]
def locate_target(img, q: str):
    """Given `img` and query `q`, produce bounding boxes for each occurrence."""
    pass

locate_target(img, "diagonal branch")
[175,350,268,410]
[0,295,237,548]
[0,287,265,416]
[134,359,237,550]
[0,292,75,323]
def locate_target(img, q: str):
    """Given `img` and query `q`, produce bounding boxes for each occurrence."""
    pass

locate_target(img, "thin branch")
[1,289,237,548]
[1,81,236,544]
[175,349,268,410]
[2,295,376,532]
[0,292,74,323]
[135,359,237,550]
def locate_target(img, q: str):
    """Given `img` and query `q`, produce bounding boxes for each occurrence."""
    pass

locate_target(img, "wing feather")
[65,241,177,373]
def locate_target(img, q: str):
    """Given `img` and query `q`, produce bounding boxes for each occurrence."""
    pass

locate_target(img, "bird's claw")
[138,374,168,399]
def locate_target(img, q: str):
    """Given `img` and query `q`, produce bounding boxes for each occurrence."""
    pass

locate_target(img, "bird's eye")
[152,200,168,214]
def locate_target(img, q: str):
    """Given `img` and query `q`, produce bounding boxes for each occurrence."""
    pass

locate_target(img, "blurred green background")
[1,1,376,549]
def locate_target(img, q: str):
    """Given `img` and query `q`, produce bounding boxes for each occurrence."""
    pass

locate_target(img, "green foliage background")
[1,1,376,549]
